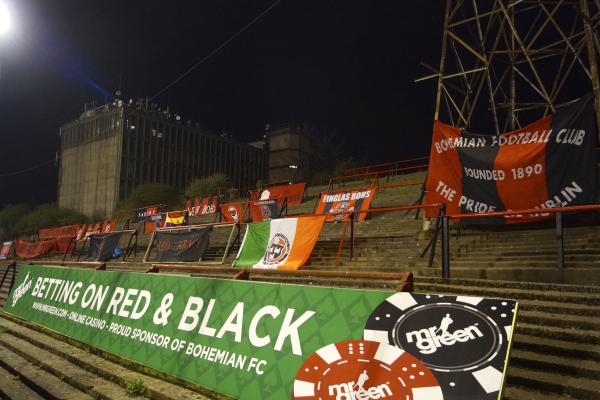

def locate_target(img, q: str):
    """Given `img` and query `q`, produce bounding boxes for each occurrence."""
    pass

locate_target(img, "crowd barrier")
[343,155,429,175]
[143,221,238,264]
[74,229,138,262]
[328,164,428,191]
[147,264,414,291]
[0,261,16,294]
[337,203,441,268]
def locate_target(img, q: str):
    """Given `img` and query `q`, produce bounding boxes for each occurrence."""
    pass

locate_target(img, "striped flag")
[233,216,325,270]
[164,211,188,227]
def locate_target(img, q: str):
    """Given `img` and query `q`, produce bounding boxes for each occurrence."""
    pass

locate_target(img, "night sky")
[0,1,443,206]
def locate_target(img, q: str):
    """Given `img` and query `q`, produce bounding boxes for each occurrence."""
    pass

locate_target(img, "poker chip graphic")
[364,292,517,400]
[293,340,443,399]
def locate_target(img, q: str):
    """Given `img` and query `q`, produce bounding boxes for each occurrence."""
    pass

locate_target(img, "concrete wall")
[58,133,122,218]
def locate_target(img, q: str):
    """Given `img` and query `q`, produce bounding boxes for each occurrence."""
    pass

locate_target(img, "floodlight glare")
[0,2,11,36]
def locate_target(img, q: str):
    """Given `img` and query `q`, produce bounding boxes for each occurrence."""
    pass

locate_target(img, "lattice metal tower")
[417,0,600,138]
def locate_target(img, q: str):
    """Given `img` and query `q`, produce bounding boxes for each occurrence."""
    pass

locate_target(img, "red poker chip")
[293,340,443,399]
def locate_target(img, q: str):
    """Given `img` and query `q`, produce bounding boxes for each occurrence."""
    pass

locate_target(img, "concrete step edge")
[0,313,225,400]
[0,334,148,400]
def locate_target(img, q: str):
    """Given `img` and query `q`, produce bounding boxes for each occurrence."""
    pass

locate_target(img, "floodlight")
[0,3,11,36]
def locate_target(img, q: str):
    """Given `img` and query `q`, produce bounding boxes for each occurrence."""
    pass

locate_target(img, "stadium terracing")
[3,0,600,397]
[1,147,600,399]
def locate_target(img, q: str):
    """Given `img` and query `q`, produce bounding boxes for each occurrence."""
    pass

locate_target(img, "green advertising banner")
[2,265,395,399]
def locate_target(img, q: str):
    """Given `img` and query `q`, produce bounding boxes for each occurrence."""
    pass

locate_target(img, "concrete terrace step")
[502,385,568,400]
[415,276,600,293]
[311,260,600,270]
[513,333,600,362]
[516,322,600,345]
[0,333,151,400]
[507,365,600,399]
[511,348,600,380]
[0,364,46,400]
[0,313,222,400]
[518,310,600,331]
[464,239,600,250]
[413,281,600,306]
[0,344,94,400]
[451,253,600,261]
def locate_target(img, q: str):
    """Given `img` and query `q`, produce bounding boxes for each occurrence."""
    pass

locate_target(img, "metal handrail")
[441,203,600,278]
[343,156,430,175]
[148,264,414,292]
[328,164,428,191]
[446,203,600,219]
[335,203,441,269]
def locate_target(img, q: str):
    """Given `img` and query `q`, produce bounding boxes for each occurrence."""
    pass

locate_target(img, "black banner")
[425,94,598,223]
[249,199,283,222]
[154,228,212,262]
[86,232,123,262]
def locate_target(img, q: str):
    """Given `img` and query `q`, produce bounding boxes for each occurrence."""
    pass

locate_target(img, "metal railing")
[335,203,442,268]
[328,164,428,191]
[441,204,600,279]
[0,261,17,296]
[343,156,429,175]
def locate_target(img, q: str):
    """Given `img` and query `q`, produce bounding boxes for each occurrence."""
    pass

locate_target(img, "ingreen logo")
[11,272,32,307]
[327,371,393,399]
[405,313,484,355]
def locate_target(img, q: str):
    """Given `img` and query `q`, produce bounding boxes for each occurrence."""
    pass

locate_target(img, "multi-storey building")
[57,100,268,217]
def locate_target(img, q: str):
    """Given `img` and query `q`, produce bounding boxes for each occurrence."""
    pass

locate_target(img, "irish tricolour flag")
[233,216,326,270]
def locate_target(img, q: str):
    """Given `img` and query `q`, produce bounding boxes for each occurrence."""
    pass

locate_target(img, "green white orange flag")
[233,215,325,270]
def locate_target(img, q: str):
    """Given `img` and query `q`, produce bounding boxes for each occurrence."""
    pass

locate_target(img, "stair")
[0,311,227,400]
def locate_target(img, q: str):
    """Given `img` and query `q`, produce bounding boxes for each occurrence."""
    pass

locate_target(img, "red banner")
[145,214,166,234]
[38,225,79,240]
[186,196,219,217]
[54,237,74,253]
[424,94,597,223]
[249,183,306,205]
[220,202,245,223]
[15,239,56,259]
[314,187,375,222]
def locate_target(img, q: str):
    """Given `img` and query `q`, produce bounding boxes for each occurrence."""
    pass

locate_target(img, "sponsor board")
[4,265,395,399]
[5,267,517,399]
